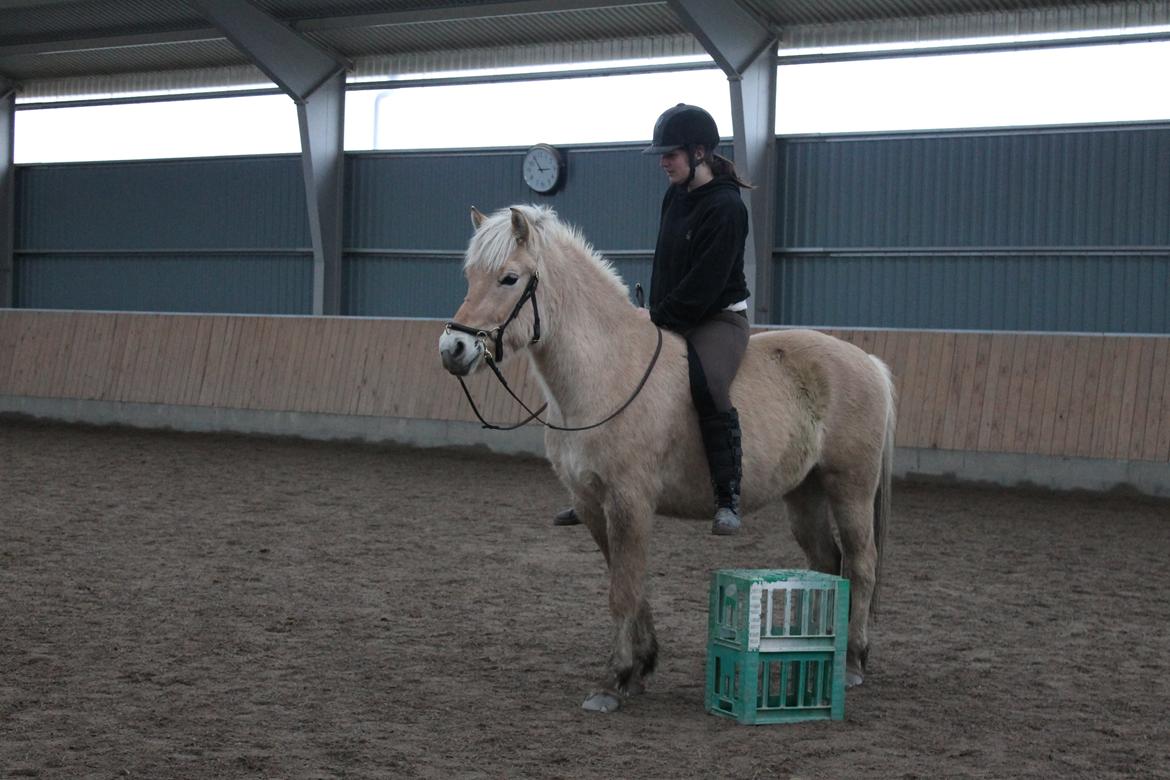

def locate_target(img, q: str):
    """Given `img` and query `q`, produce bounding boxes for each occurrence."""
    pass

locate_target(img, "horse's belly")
[653,475,717,519]
[652,411,821,518]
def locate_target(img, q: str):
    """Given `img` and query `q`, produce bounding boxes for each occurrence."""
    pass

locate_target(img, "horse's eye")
[500,273,519,286]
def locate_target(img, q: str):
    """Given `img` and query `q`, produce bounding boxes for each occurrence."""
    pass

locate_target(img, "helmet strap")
[684,145,710,188]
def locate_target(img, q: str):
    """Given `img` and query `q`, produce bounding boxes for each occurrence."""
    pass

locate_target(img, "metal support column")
[185,0,349,315]
[668,0,778,323]
[728,55,777,324]
[298,70,345,318]
[0,76,15,309]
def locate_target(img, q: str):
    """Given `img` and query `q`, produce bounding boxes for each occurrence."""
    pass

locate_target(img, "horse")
[439,204,896,713]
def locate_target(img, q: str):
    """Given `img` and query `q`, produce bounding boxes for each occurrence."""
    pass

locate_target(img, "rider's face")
[660,148,691,186]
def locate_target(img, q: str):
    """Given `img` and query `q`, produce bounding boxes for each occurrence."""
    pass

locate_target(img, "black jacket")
[647,175,750,332]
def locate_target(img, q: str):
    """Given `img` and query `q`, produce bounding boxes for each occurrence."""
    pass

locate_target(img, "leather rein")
[445,275,663,432]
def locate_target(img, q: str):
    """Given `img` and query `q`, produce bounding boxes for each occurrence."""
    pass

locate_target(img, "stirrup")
[712,506,741,536]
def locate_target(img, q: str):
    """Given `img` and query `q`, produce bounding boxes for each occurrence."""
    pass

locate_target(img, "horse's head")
[439,205,547,376]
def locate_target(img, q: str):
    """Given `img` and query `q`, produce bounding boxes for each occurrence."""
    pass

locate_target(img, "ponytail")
[708,153,753,189]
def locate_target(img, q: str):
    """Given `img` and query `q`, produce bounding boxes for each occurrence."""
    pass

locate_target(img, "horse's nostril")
[452,341,464,357]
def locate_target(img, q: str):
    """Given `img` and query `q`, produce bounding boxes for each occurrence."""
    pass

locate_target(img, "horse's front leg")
[581,490,657,713]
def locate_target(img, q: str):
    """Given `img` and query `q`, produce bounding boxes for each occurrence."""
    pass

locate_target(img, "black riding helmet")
[642,103,720,155]
[643,103,720,186]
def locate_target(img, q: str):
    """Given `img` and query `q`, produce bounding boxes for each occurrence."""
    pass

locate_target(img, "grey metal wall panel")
[343,144,663,317]
[775,124,1170,332]
[17,127,1168,331]
[772,252,1169,333]
[15,155,312,313]
[15,252,312,314]
[17,156,310,250]
[345,144,665,253]
[344,252,465,318]
[777,125,1170,249]
[343,250,653,318]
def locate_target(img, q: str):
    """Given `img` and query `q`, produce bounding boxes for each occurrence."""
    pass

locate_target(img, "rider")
[555,103,752,535]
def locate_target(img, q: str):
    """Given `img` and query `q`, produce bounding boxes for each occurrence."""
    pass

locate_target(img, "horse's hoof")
[846,672,864,688]
[581,692,622,713]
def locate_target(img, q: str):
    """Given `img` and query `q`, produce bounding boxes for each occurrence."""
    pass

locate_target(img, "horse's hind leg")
[581,490,657,713]
[783,470,842,575]
[822,473,878,688]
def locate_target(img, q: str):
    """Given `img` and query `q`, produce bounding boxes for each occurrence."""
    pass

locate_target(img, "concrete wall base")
[897,446,1169,499]
[3,395,1167,498]
[0,396,546,459]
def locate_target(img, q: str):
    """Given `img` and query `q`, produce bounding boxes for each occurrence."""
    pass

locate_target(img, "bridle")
[445,273,542,365]
[445,275,662,432]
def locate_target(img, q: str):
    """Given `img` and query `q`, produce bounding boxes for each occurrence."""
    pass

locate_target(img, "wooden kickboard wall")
[1,310,1166,464]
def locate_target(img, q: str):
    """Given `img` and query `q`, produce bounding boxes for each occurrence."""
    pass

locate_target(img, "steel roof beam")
[667,0,778,323]
[667,0,773,75]
[184,0,349,100]
[185,0,348,315]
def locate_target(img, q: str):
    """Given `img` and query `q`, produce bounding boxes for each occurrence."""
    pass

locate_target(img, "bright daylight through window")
[13,37,1170,163]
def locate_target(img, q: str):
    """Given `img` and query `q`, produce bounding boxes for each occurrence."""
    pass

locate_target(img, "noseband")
[445,273,541,365]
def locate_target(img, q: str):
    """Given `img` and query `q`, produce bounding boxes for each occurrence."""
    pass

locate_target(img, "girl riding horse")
[556,103,753,536]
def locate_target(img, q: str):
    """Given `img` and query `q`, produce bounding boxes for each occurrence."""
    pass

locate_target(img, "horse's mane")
[466,205,629,302]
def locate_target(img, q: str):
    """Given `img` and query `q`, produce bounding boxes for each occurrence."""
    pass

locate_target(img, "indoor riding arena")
[2,316,1168,778]
[2,2,1169,779]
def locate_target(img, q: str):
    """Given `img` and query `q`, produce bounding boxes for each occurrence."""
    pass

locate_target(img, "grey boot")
[697,408,743,536]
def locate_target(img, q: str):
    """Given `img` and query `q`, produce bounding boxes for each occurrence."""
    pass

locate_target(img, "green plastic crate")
[705,569,850,725]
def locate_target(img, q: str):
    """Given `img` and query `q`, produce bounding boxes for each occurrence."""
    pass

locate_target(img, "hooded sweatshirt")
[647,174,750,333]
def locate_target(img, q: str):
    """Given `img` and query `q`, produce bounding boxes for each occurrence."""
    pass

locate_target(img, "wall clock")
[522,143,565,194]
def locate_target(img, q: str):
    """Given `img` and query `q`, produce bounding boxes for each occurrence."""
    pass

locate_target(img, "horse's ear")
[470,206,487,229]
[510,207,530,245]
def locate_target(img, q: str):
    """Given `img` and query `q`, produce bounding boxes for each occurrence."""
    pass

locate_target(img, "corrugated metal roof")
[348,33,702,81]
[747,0,1169,28]
[2,0,1167,100]
[305,4,685,57]
[762,1,1170,48]
[3,41,251,83]
[0,0,204,43]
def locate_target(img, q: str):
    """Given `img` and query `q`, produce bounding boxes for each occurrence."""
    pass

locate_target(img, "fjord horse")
[439,205,895,712]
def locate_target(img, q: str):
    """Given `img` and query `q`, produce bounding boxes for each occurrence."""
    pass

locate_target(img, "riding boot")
[697,408,743,536]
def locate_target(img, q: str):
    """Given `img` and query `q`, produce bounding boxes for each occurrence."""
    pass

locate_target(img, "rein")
[446,277,663,432]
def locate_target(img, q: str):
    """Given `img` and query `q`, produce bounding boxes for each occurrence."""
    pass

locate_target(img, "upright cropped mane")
[466,205,629,301]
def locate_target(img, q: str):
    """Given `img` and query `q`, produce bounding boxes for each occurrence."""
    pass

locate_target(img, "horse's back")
[747,327,873,364]
[736,328,891,482]
[744,328,886,392]
[738,327,878,398]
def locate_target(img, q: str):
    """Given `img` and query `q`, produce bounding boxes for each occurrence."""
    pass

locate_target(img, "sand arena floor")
[2,418,1168,779]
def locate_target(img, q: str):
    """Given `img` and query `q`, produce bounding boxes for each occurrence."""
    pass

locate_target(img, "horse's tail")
[868,354,896,622]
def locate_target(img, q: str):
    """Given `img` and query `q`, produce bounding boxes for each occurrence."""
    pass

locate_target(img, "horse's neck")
[528,254,646,422]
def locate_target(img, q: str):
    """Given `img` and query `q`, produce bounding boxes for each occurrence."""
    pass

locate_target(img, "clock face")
[523,144,564,194]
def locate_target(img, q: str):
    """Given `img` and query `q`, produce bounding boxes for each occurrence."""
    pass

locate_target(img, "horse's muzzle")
[439,328,484,376]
